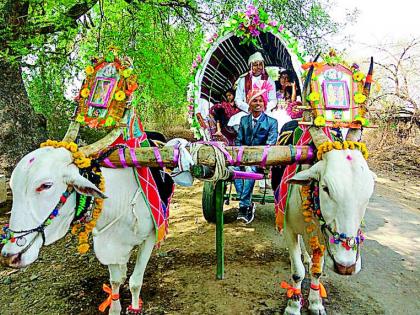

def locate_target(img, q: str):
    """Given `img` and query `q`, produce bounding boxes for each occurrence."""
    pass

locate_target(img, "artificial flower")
[80,88,90,98]
[115,90,126,101]
[259,23,266,30]
[191,60,198,69]
[85,65,94,75]
[314,115,326,127]
[196,54,202,63]
[122,68,132,78]
[104,116,115,127]
[354,92,367,104]
[245,4,257,17]
[353,71,365,81]
[278,25,284,32]
[75,114,85,123]
[269,20,278,27]
[308,91,320,102]
[78,243,89,254]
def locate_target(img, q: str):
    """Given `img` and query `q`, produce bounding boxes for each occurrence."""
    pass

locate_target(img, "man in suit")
[235,83,278,224]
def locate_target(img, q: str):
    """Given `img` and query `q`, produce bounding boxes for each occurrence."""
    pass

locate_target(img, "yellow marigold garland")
[40,140,105,254]
[316,141,368,160]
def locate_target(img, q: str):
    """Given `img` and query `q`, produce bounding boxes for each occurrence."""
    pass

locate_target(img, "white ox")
[283,129,376,315]
[1,146,158,314]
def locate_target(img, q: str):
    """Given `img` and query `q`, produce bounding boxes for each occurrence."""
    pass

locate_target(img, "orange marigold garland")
[301,185,325,275]
[72,168,105,254]
[40,140,105,255]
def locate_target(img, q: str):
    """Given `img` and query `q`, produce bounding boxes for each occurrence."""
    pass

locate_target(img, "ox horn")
[363,57,374,98]
[62,121,80,142]
[78,128,122,157]
[302,52,321,106]
[309,126,331,148]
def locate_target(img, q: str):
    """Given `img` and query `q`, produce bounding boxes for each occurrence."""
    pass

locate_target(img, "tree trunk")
[0,60,47,175]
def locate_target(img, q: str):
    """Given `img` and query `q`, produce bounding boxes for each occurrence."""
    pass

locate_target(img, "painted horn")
[79,128,122,157]
[302,52,321,105]
[62,121,80,143]
[309,127,331,148]
[363,57,374,97]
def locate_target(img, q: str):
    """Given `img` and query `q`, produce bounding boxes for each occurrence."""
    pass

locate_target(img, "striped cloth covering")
[274,126,333,231]
[112,110,174,245]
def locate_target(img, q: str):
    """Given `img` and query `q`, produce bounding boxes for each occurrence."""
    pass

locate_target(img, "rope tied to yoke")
[189,141,231,182]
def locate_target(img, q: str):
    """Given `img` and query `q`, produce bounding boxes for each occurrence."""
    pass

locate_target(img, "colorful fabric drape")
[274,126,333,231]
[112,110,174,244]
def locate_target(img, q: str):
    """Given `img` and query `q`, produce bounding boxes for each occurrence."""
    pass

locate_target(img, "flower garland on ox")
[40,140,105,255]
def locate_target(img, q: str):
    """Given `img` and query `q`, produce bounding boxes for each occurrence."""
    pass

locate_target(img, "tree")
[369,38,420,141]
[0,0,341,174]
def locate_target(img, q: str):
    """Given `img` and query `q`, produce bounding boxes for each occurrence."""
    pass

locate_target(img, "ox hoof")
[309,305,326,315]
[126,305,144,315]
[284,300,302,315]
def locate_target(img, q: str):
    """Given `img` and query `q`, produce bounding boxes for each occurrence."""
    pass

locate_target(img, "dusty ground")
[0,169,419,315]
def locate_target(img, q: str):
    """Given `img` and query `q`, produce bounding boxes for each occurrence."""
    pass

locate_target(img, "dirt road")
[0,173,419,315]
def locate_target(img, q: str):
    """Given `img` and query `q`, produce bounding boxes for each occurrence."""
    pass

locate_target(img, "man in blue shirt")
[235,84,278,224]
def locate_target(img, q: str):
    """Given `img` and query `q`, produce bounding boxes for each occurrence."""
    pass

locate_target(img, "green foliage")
[1,0,343,139]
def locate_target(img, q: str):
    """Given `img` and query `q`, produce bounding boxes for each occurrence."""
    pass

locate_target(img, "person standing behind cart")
[234,82,278,224]
[196,98,214,140]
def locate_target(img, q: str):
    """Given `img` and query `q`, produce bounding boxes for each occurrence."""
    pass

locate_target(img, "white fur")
[283,149,375,314]
[1,147,157,314]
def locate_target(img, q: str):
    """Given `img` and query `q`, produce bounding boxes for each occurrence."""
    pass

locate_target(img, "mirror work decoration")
[74,49,139,129]
[301,52,373,128]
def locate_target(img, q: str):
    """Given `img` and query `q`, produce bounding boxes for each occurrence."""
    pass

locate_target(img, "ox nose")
[0,252,22,268]
[334,261,356,275]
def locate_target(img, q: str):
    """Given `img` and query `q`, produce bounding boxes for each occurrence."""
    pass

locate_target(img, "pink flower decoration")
[252,15,260,25]
[196,54,202,63]
[250,29,260,37]
[192,60,198,68]
[259,23,266,29]
[278,25,285,32]
[245,5,257,17]
[286,101,303,119]
[213,33,218,39]
[269,20,278,27]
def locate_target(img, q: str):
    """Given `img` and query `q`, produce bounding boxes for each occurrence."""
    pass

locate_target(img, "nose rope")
[1,188,74,255]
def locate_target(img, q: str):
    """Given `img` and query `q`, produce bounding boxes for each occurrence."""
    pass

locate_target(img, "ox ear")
[287,163,321,185]
[65,173,107,199]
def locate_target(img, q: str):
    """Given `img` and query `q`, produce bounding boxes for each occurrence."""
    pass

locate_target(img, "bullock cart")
[2,6,376,313]
[187,11,307,279]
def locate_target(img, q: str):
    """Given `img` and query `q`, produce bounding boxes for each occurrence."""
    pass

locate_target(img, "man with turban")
[234,82,278,224]
[235,52,277,113]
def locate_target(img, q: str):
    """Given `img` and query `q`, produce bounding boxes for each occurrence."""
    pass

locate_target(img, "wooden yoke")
[102,145,314,168]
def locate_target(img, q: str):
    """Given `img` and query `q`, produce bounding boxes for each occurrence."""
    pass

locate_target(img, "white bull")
[1,146,159,314]
[283,143,375,314]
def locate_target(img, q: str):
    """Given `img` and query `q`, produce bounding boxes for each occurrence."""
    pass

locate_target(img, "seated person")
[234,84,278,224]
[209,89,240,145]
[228,52,277,131]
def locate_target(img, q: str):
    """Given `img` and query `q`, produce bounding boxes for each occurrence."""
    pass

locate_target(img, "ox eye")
[36,182,53,192]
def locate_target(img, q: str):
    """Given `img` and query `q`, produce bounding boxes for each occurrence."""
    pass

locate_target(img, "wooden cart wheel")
[202,181,219,223]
